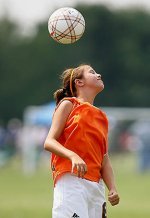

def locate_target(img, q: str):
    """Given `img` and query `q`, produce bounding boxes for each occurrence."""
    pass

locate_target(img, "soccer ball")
[48,7,85,44]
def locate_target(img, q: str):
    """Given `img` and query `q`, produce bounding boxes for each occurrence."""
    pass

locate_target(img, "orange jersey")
[51,97,108,184]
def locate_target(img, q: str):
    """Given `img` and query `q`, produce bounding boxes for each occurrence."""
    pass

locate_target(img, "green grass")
[107,153,150,218]
[0,153,150,218]
[0,157,52,218]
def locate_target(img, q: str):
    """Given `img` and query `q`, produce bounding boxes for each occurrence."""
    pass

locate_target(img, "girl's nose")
[97,74,101,79]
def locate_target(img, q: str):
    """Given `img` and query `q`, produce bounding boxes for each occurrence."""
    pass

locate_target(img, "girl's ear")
[75,79,84,87]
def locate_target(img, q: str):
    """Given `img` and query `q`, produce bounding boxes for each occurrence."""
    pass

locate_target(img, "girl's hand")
[108,189,120,206]
[69,153,87,178]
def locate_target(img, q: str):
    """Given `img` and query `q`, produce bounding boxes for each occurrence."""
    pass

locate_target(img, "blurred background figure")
[18,124,48,174]
[129,121,150,172]
[0,118,22,166]
[0,123,7,166]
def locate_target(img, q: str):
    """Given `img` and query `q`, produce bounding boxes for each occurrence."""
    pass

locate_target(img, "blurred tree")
[0,5,150,123]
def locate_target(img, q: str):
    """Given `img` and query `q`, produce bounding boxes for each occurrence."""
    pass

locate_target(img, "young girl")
[44,64,119,218]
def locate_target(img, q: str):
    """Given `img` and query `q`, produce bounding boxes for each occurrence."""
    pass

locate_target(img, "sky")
[0,0,150,33]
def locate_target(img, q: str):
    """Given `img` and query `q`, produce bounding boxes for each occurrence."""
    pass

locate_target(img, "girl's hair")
[54,65,87,105]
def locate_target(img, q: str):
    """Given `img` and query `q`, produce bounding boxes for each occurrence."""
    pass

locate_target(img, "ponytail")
[53,88,68,105]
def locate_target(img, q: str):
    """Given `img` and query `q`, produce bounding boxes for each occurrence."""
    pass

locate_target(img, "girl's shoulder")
[60,97,79,103]
[55,97,80,111]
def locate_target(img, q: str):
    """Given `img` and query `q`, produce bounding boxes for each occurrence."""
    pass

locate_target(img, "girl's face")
[82,65,104,92]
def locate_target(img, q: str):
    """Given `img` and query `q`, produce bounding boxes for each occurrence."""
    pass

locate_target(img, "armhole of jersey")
[103,152,108,157]
[55,97,79,111]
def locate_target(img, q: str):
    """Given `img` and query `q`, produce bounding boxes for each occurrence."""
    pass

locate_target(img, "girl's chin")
[99,84,104,92]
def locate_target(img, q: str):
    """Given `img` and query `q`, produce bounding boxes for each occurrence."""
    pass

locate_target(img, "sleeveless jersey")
[51,97,108,184]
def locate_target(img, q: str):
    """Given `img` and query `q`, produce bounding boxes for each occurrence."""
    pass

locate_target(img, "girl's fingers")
[71,163,76,174]
[76,164,81,177]
[108,193,120,206]
[77,163,87,178]
[72,163,87,178]
[80,164,85,178]
[109,198,119,206]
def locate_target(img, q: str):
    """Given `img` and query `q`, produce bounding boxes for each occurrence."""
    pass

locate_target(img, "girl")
[44,64,119,218]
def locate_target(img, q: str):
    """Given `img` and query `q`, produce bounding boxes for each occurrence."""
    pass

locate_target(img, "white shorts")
[52,173,107,218]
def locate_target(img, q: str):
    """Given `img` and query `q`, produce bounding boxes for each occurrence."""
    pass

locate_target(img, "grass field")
[0,153,150,218]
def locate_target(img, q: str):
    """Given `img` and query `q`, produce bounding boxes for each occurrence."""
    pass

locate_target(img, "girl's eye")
[90,70,96,74]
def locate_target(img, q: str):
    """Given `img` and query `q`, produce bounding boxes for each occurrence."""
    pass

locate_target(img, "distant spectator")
[129,121,150,172]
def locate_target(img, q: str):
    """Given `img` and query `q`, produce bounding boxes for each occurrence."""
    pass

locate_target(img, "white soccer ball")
[48,7,85,44]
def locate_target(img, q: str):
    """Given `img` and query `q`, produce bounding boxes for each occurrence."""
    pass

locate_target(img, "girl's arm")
[101,153,120,206]
[44,100,87,178]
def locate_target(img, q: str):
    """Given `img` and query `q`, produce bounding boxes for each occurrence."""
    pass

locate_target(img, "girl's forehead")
[83,65,93,71]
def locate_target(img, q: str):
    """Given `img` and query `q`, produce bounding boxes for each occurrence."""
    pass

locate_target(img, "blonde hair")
[54,65,87,105]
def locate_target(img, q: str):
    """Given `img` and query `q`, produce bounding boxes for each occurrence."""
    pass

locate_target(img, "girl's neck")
[76,96,95,105]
